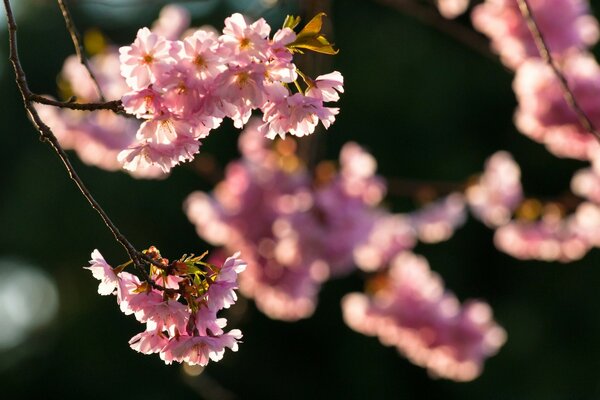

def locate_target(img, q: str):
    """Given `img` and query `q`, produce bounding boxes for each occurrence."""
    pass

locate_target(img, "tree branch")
[30,94,124,112]
[57,0,106,101]
[3,0,147,268]
[517,0,600,141]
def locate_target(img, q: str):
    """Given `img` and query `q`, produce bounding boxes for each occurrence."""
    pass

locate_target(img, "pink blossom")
[266,28,297,83]
[129,328,169,355]
[151,4,191,41]
[467,151,523,227]
[161,329,242,366]
[85,249,118,295]
[260,92,339,139]
[306,71,345,102]
[118,118,200,172]
[472,0,599,69]
[206,252,247,311]
[513,53,600,160]
[120,28,172,90]
[494,217,590,262]
[175,29,224,81]
[353,214,417,272]
[342,252,506,381]
[220,13,271,63]
[408,193,467,243]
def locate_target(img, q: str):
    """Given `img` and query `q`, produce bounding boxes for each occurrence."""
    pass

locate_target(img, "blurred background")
[2,0,600,398]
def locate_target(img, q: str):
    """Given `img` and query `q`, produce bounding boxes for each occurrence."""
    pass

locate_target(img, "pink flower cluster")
[473,0,600,164]
[472,0,599,69]
[466,151,523,227]
[85,248,245,366]
[34,6,196,178]
[37,6,342,176]
[464,151,600,262]
[118,13,343,173]
[513,53,600,160]
[184,124,383,320]
[35,51,164,178]
[182,123,510,378]
[342,252,506,382]
[185,122,474,320]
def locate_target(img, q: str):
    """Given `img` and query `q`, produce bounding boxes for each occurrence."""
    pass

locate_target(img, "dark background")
[2,0,600,398]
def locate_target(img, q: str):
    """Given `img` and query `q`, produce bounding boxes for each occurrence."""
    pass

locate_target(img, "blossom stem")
[56,0,106,101]
[516,0,600,141]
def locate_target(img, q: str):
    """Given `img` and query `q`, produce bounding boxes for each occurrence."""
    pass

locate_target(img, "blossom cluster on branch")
[85,247,245,366]
[37,6,343,175]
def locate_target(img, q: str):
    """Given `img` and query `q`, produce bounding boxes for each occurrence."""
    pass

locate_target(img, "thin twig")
[57,0,106,101]
[1,0,174,290]
[4,0,135,258]
[30,94,124,112]
[372,0,496,62]
[517,0,600,141]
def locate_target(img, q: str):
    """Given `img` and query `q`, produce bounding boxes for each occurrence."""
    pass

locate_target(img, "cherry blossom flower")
[85,249,118,295]
[119,27,172,90]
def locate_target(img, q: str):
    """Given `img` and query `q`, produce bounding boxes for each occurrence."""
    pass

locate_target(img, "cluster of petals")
[466,151,524,227]
[342,252,506,382]
[118,12,343,173]
[472,0,599,69]
[408,193,467,244]
[184,124,380,320]
[35,51,163,179]
[185,122,477,319]
[513,53,600,161]
[493,212,591,262]
[85,249,245,366]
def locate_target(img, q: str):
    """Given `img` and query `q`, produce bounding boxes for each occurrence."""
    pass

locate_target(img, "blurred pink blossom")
[342,252,506,381]
[472,0,599,69]
[513,53,600,160]
[467,151,523,227]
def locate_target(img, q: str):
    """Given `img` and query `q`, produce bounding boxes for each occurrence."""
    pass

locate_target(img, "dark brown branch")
[372,0,496,62]
[1,0,175,291]
[30,94,124,112]
[57,0,106,101]
[517,0,600,141]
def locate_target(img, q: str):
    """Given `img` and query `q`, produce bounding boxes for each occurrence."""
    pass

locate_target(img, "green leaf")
[287,13,339,55]
[296,12,326,40]
[283,15,301,30]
